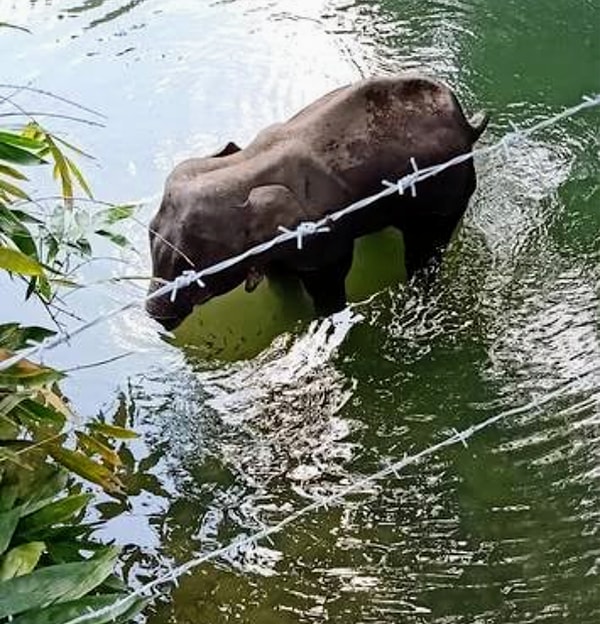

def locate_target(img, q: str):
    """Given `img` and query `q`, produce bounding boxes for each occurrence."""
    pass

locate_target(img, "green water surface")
[1,1,599,622]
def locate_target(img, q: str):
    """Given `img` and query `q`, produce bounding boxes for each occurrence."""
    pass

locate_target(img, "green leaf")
[20,464,69,516]
[0,542,45,580]
[46,445,124,495]
[0,446,31,469]
[94,229,129,248]
[13,397,66,427]
[66,155,92,198]
[0,391,29,419]
[0,323,55,352]
[60,547,122,604]
[48,277,79,289]
[46,135,73,203]
[0,206,39,258]
[0,546,120,618]
[10,593,147,624]
[27,522,89,545]
[30,274,53,302]
[0,163,28,180]
[88,423,138,440]
[103,204,135,225]
[0,352,64,388]
[0,416,20,439]
[0,177,30,200]
[0,246,44,276]
[1,465,67,516]
[71,237,92,256]
[9,208,42,225]
[19,494,92,537]
[0,131,45,151]
[0,507,20,554]
[0,142,45,166]
[76,432,122,469]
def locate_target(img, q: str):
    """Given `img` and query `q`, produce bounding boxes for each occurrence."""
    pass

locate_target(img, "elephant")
[147,74,488,329]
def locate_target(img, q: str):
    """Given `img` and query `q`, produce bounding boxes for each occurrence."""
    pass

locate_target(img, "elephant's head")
[146,181,309,330]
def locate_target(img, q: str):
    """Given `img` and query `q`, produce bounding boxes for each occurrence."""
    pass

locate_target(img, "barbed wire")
[61,369,596,624]
[0,92,598,375]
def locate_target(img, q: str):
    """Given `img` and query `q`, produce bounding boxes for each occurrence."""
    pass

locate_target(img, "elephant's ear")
[244,184,308,243]
[210,141,241,158]
[241,184,308,293]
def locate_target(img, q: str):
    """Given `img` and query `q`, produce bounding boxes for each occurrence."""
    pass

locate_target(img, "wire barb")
[169,270,206,302]
[278,221,331,250]
[452,427,470,449]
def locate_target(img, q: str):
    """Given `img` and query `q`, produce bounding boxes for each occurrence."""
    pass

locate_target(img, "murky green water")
[1,1,599,622]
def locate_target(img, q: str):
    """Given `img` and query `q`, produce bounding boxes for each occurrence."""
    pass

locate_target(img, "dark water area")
[1,1,599,622]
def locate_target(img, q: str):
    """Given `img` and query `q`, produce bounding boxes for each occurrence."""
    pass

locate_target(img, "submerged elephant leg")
[401,213,462,280]
[297,245,354,316]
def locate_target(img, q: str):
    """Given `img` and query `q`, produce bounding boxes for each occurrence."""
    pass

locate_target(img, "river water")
[1,1,599,622]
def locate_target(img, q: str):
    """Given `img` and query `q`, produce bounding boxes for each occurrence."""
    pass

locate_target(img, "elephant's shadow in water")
[168,228,406,363]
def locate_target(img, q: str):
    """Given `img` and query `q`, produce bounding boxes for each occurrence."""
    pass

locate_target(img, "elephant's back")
[294,75,475,198]
[286,74,456,139]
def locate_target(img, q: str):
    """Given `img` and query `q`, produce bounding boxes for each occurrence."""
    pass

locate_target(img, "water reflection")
[322,0,479,93]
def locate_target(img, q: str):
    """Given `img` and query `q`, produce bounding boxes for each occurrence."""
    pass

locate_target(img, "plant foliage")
[0,124,135,304]
[0,92,143,621]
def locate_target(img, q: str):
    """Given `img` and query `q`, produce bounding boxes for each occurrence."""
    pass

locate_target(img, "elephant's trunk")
[146,278,195,331]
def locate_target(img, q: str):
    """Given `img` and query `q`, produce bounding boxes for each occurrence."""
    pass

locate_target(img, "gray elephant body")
[148,74,488,328]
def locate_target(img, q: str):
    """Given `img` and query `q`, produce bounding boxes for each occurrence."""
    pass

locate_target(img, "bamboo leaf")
[46,445,125,495]
[0,507,20,554]
[21,123,43,142]
[94,229,129,248]
[9,209,42,225]
[0,177,30,200]
[88,423,138,440]
[0,163,28,180]
[65,155,93,198]
[0,142,45,166]
[18,494,92,537]
[38,386,72,419]
[0,542,45,581]
[0,446,32,471]
[0,391,29,419]
[76,431,122,469]
[0,245,44,276]
[103,204,135,225]
[0,22,31,34]
[0,323,55,352]
[0,206,39,258]
[45,135,73,204]
[10,593,147,624]
[70,237,92,256]
[0,546,120,618]
[12,398,65,428]
[0,131,44,151]
[59,547,122,603]
[0,350,64,388]
[17,467,68,516]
